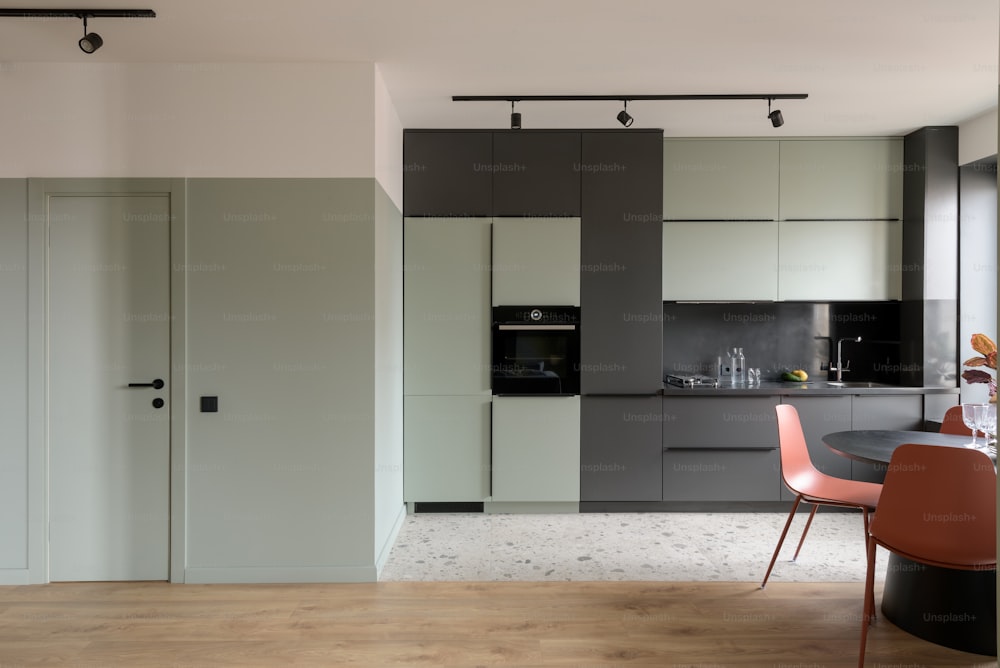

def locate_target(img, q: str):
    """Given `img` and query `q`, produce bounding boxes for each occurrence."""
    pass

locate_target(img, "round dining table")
[822,429,997,657]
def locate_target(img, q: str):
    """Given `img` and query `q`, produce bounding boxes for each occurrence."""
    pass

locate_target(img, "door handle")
[129,378,165,390]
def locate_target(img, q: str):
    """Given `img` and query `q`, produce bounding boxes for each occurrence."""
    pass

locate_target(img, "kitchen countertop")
[661,380,960,396]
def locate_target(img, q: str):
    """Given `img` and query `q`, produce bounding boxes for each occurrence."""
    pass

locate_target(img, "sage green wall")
[185,178,402,582]
[0,180,28,580]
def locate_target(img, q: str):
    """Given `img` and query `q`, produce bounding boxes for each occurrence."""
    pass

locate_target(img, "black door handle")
[129,378,165,390]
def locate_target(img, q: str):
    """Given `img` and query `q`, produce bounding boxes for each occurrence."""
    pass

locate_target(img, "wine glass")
[976,404,997,452]
[961,403,982,448]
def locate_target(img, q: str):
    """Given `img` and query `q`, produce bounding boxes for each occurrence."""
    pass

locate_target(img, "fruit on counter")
[782,369,809,381]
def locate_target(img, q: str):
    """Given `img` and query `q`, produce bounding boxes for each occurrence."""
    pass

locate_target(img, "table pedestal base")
[881,553,996,656]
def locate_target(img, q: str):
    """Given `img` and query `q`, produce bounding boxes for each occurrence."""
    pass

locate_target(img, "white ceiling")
[0,0,997,137]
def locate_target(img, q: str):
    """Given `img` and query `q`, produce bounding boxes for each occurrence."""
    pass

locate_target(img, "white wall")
[0,62,377,178]
[959,107,999,165]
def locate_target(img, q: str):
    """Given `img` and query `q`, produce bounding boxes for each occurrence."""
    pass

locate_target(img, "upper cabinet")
[663,220,779,301]
[403,131,493,216]
[493,132,581,216]
[663,139,779,221]
[404,217,492,395]
[778,139,903,220]
[492,217,581,306]
[777,219,902,301]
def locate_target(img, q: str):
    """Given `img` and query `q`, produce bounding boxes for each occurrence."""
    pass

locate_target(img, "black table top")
[822,429,986,465]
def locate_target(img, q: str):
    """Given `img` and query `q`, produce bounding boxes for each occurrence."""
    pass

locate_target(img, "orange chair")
[761,405,883,589]
[858,443,996,667]
[939,404,973,436]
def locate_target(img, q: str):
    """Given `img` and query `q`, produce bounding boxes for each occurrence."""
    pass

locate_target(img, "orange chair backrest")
[870,443,996,569]
[939,405,973,436]
[774,404,820,495]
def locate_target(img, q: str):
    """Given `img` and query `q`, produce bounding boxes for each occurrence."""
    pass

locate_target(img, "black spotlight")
[616,101,633,127]
[510,101,521,129]
[79,16,102,54]
[767,99,783,128]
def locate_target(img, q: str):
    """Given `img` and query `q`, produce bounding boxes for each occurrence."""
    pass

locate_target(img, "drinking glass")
[977,404,996,451]
[961,403,982,448]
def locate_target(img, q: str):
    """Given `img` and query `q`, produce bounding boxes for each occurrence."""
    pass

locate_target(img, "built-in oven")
[491,305,580,395]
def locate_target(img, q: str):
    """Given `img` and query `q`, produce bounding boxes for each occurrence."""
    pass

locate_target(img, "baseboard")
[184,565,377,584]
[484,501,579,514]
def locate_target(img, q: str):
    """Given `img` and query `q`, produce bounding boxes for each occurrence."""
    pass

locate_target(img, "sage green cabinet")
[403,217,491,395]
[777,219,902,300]
[491,396,581,502]
[663,139,779,221]
[403,217,491,504]
[778,139,903,220]
[662,220,778,301]
[403,395,491,503]
[491,217,581,306]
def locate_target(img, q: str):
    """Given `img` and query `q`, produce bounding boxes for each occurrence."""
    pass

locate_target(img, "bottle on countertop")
[736,347,746,385]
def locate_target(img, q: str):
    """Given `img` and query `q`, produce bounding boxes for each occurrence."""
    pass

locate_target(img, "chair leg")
[792,504,818,561]
[761,495,802,588]
[861,508,875,621]
[859,534,878,668]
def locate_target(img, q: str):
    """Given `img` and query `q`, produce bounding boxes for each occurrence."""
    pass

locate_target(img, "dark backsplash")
[662,302,904,384]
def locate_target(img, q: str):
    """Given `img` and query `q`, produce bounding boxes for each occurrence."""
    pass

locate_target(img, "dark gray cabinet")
[580,131,663,394]
[778,396,852,501]
[661,396,781,501]
[580,396,662,501]
[403,131,493,216]
[493,132,581,216]
[850,394,923,483]
[662,449,780,502]
[661,396,779,448]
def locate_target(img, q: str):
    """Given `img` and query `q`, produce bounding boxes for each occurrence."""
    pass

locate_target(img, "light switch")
[200,396,218,413]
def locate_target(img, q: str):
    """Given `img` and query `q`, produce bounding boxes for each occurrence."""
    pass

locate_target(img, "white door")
[48,194,170,581]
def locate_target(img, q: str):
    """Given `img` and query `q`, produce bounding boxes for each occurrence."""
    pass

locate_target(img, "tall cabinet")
[403,218,492,503]
[579,131,665,503]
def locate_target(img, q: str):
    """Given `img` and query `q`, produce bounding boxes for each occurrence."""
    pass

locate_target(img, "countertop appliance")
[492,305,580,395]
[665,373,719,388]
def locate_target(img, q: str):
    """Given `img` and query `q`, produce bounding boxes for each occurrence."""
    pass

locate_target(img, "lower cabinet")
[492,395,581,502]
[580,396,662,501]
[403,395,491,503]
[778,396,852,501]
[661,396,781,501]
[662,449,780,501]
[850,394,923,483]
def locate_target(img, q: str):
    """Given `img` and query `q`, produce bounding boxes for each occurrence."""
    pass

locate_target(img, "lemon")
[793,369,808,381]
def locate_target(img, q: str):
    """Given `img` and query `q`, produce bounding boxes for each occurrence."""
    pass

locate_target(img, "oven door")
[492,322,580,395]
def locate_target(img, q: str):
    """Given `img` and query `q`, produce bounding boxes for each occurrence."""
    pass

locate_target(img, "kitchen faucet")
[830,336,862,382]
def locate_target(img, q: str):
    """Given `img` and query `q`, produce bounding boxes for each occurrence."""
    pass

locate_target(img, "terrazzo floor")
[380,511,890,583]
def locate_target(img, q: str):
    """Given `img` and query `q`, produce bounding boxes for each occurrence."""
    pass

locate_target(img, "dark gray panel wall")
[580,131,663,394]
[492,132,581,216]
[901,126,959,387]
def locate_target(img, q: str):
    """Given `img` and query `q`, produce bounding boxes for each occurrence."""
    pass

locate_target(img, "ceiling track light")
[510,100,521,130]
[453,93,807,128]
[767,98,784,128]
[79,16,102,54]
[0,8,156,54]
[616,100,633,127]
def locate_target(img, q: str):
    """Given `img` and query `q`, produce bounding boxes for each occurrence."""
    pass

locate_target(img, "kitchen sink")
[825,381,893,388]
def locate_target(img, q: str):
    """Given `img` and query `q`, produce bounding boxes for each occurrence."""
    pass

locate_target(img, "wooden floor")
[0,580,995,667]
